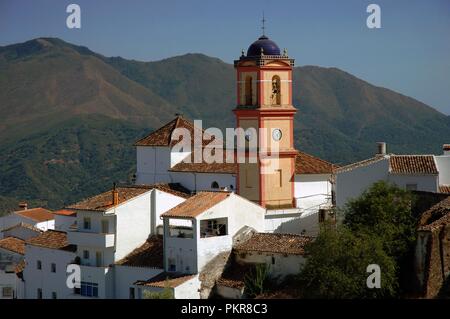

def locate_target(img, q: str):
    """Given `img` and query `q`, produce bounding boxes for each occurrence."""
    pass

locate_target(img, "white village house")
[335,143,450,208]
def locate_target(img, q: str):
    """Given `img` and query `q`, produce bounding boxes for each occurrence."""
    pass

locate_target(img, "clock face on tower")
[272,128,282,141]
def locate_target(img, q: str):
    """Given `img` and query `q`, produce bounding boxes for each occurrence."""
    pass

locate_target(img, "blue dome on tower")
[246,35,281,56]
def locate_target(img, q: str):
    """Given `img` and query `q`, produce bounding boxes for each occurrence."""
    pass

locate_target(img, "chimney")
[443,144,450,156]
[112,183,119,206]
[18,202,28,210]
[376,142,386,156]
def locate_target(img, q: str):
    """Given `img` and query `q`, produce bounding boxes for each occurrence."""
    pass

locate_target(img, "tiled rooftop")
[418,196,450,231]
[26,230,76,252]
[234,233,312,255]
[115,236,163,268]
[67,183,190,212]
[161,191,231,219]
[14,208,54,222]
[389,155,438,175]
[0,237,25,255]
[295,151,336,175]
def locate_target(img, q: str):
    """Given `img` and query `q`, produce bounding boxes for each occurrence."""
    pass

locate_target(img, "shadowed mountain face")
[0,37,449,210]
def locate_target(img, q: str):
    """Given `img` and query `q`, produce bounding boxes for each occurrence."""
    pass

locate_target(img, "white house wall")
[387,174,438,193]
[54,215,76,232]
[23,245,75,299]
[114,192,152,261]
[0,248,23,299]
[436,155,450,185]
[169,172,236,193]
[335,158,390,207]
[114,265,163,299]
[153,190,186,233]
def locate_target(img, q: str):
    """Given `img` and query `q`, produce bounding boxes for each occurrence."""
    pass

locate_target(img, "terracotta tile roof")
[170,152,237,174]
[161,191,231,219]
[67,184,190,212]
[389,155,438,175]
[14,208,54,222]
[1,222,43,233]
[418,196,450,231]
[53,209,76,217]
[26,230,76,252]
[116,236,163,268]
[234,233,312,255]
[134,116,220,147]
[439,185,450,194]
[150,183,192,198]
[66,186,151,212]
[295,151,336,174]
[0,237,25,255]
[171,150,336,175]
[135,272,195,288]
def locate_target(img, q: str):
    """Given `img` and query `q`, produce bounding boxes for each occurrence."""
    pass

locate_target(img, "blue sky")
[1,0,449,114]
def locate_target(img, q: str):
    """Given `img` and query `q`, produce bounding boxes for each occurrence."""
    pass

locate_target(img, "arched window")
[271,75,281,105]
[211,181,219,189]
[245,76,253,105]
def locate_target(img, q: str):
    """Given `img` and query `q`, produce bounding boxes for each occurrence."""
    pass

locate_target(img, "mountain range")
[0,37,449,211]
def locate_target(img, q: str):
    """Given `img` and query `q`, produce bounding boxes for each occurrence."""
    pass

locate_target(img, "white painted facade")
[235,252,307,280]
[169,171,236,193]
[23,244,75,299]
[435,154,450,186]
[0,213,54,235]
[54,215,76,232]
[335,155,442,208]
[163,193,266,275]
[114,265,163,299]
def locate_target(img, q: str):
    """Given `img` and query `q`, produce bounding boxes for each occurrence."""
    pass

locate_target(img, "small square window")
[83,250,90,259]
[37,260,42,270]
[52,292,57,299]
[2,287,12,298]
[51,263,56,273]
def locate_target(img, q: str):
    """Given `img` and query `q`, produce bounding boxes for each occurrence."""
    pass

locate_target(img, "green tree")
[142,280,174,299]
[297,226,397,299]
[343,181,416,261]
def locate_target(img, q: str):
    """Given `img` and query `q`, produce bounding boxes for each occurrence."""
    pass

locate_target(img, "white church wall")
[136,146,172,184]
[169,171,235,193]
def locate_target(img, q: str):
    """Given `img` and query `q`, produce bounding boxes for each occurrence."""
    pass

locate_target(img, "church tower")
[233,32,297,209]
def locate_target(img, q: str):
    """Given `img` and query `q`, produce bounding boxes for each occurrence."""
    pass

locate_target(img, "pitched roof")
[234,233,312,255]
[217,260,252,289]
[1,222,43,234]
[439,185,450,194]
[161,191,231,219]
[0,237,25,255]
[335,156,387,173]
[418,196,450,231]
[53,209,76,217]
[134,116,220,147]
[135,272,195,288]
[14,208,54,222]
[170,152,237,174]
[67,184,190,212]
[26,230,76,252]
[170,150,336,175]
[295,151,336,175]
[389,155,438,175]
[115,236,163,268]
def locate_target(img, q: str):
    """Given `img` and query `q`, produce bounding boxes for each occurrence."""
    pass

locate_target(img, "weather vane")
[261,11,266,36]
